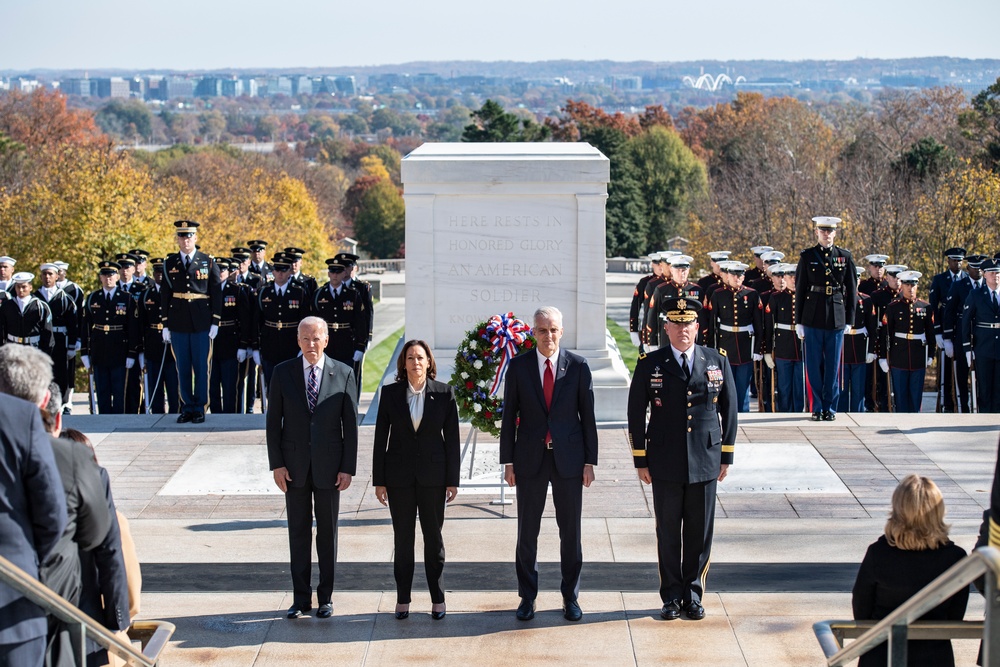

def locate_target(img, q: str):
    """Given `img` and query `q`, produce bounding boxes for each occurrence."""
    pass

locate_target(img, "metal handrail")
[0,554,175,666]
[814,545,1000,666]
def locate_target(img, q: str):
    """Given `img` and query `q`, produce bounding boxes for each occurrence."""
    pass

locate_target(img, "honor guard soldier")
[929,247,967,412]
[705,261,762,412]
[53,260,84,411]
[230,248,262,413]
[114,253,143,296]
[629,253,665,349]
[80,261,136,414]
[129,249,153,288]
[795,216,857,421]
[133,258,179,414]
[627,296,737,622]
[161,220,223,424]
[762,264,806,412]
[337,252,373,392]
[859,254,889,296]
[115,253,146,413]
[0,271,54,354]
[756,262,787,412]
[641,252,678,346]
[744,246,773,285]
[210,259,251,414]
[749,250,785,410]
[247,240,273,280]
[697,251,731,293]
[942,254,988,413]
[34,263,78,411]
[312,257,365,367]
[251,254,309,389]
[879,271,934,413]
[869,265,907,412]
[230,247,263,292]
[0,256,16,299]
[645,254,703,350]
[961,259,1000,413]
[840,266,878,413]
[283,247,318,300]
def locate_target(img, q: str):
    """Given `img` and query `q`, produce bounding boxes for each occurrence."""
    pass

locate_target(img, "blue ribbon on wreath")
[486,312,530,396]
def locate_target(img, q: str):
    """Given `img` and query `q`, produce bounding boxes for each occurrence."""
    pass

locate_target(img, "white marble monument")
[400,142,630,420]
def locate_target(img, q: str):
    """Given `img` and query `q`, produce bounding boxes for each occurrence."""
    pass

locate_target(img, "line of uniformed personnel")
[0,228,374,416]
[627,223,1000,414]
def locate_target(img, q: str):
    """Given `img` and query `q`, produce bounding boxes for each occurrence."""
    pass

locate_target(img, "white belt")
[7,334,40,344]
[774,323,795,331]
[52,326,68,334]
[719,324,754,333]
[846,327,868,336]
[893,332,926,342]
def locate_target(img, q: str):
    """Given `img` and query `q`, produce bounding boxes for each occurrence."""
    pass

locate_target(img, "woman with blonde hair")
[852,474,969,667]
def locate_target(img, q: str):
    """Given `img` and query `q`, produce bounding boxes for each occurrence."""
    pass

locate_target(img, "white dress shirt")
[536,348,558,385]
[406,380,426,430]
[670,344,695,375]
[302,355,325,396]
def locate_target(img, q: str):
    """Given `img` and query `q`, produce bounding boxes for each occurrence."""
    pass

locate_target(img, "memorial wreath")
[451,312,535,437]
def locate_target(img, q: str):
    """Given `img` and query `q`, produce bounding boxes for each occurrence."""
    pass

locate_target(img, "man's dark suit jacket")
[0,395,67,645]
[373,379,461,488]
[499,349,599,478]
[266,354,359,487]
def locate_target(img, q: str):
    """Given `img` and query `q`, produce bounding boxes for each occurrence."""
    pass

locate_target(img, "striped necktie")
[307,365,319,412]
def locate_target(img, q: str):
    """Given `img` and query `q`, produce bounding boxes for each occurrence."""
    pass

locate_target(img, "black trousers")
[209,356,238,413]
[975,355,1000,413]
[237,357,258,413]
[124,361,143,414]
[953,353,971,412]
[514,448,583,602]
[146,352,179,414]
[387,484,447,604]
[651,478,717,605]
[285,470,340,608]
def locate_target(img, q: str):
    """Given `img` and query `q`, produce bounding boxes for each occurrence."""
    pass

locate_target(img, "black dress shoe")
[286,605,310,619]
[177,412,193,423]
[431,604,446,620]
[822,411,836,421]
[394,610,409,620]
[515,598,535,621]
[810,412,822,421]
[562,599,582,622]
[316,603,333,618]
[191,412,206,424]
[660,600,682,620]
[684,600,706,620]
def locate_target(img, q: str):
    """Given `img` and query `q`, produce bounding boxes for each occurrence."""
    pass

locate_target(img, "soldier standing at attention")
[839,266,878,413]
[794,216,857,421]
[0,256,15,298]
[247,240,273,280]
[80,261,136,414]
[251,254,309,389]
[629,253,663,349]
[880,271,935,413]
[942,254,988,413]
[53,261,84,412]
[338,253,373,393]
[645,255,702,351]
[929,248,967,413]
[697,251,731,293]
[706,262,761,412]
[312,258,365,368]
[858,254,889,296]
[284,247,318,301]
[762,264,806,412]
[869,265,907,412]
[133,258,179,414]
[0,272,54,355]
[210,259,251,414]
[744,246,773,286]
[962,259,1000,413]
[129,249,153,289]
[34,263,78,412]
[161,220,223,424]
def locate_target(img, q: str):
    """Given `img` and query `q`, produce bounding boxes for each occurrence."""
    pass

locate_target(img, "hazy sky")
[2,0,997,70]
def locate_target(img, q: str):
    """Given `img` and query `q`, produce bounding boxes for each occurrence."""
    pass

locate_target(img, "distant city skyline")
[1,0,997,71]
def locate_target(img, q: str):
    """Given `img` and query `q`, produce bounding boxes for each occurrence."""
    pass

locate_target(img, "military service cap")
[707,251,732,262]
[326,257,347,271]
[811,216,842,228]
[174,220,200,236]
[760,250,785,264]
[965,254,989,268]
[897,271,921,284]
[982,259,1000,273]
[129,249,150,261]
[247,240,268,251]
[11,271,33,283]
[39,263,59,272]
[115,253,138,268]
[661,296,702,324]
[943,247,966,260]
[97,261,120,275]
[750,245,774,256]
[666,254,693,267]
[884,264,908,277]
[864,254,889,266]
[53,261,69,270]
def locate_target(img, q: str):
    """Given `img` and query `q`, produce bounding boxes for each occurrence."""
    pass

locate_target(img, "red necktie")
[544,358,554,445]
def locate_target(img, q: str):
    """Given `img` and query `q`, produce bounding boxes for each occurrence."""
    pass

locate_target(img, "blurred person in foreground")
[372,340,460,620]
[852,474,968,667]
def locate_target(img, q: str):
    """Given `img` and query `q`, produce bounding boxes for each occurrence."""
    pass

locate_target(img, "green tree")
[95,99,154,142]
[584,125,648,256]
[352,178,405,258]
[963,77,1000,171]
[462,99,550,142]
[339,113,369,135]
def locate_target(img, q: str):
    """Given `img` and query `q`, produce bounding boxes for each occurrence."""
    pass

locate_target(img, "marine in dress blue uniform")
[928,248,966,412]
[628,296,737,621]
[868,264,907,412]
[629,253,663,350]
[858,254,889,296]
[80,262,136,414]
[160,220,223,424]
[794,216,857,420]
[762,264,806,412]
[961,259,1000,413]
[644,254,704,350]
[705,262,761,412]
[743,245,773,287]
[879,271,935,413]
[839,267,877,413]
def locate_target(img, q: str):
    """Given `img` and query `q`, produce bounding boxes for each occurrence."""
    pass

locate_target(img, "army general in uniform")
[628,296,737,622]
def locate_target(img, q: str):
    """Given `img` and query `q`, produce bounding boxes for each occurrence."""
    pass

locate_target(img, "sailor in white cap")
[795,216,857,421]
[35,263,79,411]
[879,271,933,412]
[0,256,15,299]
[0,271,54,354]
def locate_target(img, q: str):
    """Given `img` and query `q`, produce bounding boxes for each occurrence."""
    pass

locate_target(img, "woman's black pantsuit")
[373,379,460,604]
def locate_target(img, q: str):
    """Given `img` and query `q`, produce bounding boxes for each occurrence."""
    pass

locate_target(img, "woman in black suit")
[852,474,969,667]
[373,340,460,620]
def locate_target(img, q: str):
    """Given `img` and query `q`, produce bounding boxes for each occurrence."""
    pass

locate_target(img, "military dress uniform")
[252,276,309,388]
[763,285,805,412]
[839,289,877,413]
[929,250,966,412]
[943,261,987,413]
[961,265,1000,413]
[627,296,737,619]
[132,277,179,414]
[645,279,704,349]
[311,281,365,367]
[33,281,78,407]
[629,255,660,349]
[81,280,136,414]
[339,253,374,392]
[868,280,901,412]
[880,277,935,413]
[706,278,761,412]
[0,289,54,353]
[794,218,857,419]
[209,276,252,414]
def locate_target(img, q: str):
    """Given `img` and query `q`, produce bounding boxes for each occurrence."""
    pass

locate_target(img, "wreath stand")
[459,427,512,505]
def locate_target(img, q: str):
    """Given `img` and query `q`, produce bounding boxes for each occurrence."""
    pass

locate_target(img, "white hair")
[533,306,563,327]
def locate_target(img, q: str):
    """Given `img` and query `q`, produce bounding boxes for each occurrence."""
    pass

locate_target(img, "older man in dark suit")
[267,316,358,620]
[0,394,67,666]
[629,296,737,621]
[500,306,599,623]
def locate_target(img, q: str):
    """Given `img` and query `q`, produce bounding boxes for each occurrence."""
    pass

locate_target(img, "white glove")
[74,340,81,352]
[237,348,247,363]
[126,357,135,370]
[879,359,889,374]
[252,350,261,366]
[943,340,954,358]
[935,334,945,348]
[844,324,853,334]
[162,327,171,344]
[81,355,91,370]
[927,354,934,367]
[209,324,218,340]
[865,353,877,364]
[795,324,805,339]
[646,344,659,353]
[139,353,146,370]
[66,348,76,360]
[353,350,364,363]
[752,353,763,362]
[629,331,641,347]
[967,351,974,367]
[763,353,775,369]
